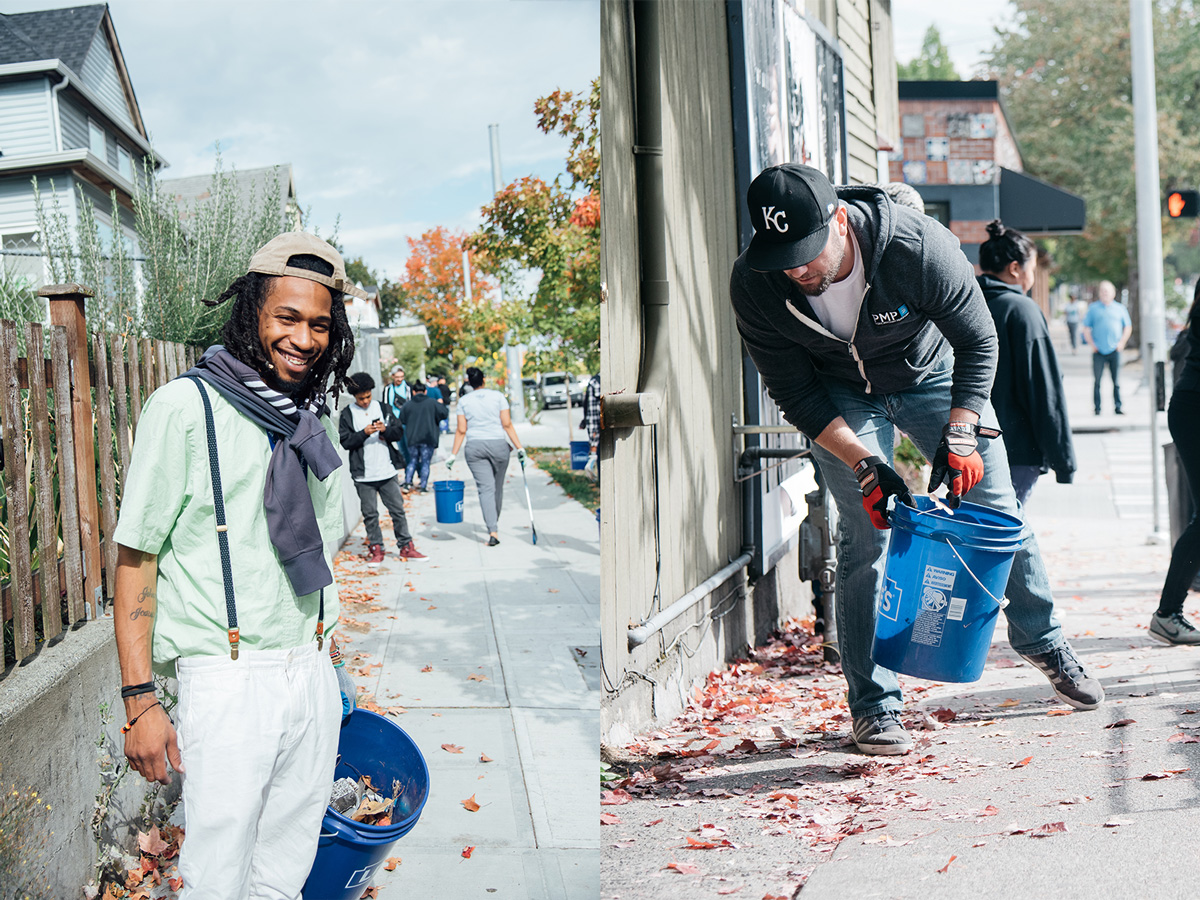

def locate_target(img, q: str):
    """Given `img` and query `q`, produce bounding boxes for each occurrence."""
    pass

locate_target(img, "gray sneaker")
[851,711,913,756]
[1150,611,1200,645]
[1018,643,1104,709]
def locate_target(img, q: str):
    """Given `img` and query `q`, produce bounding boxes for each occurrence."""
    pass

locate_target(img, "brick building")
[888,80,1084,312]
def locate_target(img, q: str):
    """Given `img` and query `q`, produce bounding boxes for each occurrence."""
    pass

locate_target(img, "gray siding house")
[0,4,161,284]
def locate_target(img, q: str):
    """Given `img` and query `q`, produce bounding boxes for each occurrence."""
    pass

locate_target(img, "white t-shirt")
[807,229,866,341]
[457,388,510,443]
[348,400,397,481]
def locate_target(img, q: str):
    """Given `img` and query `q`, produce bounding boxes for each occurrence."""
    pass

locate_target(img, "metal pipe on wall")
[627,552,754,648]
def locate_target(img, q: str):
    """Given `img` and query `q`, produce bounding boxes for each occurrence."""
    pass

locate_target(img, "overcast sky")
[892,0,1018,77]
[8,0,599,280]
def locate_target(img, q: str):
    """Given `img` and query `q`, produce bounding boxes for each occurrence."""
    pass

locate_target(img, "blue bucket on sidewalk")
[569,440,589,470]
[871,496,1025,683]
[302,709,430,900]
[433,480,465,523]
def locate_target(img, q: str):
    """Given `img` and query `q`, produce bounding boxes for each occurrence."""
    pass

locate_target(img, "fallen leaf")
[461,846,475,859]
[643,818,664,827]
[1032,822,1068,837]
[1046,709,1074,717]
[442,743,464,754]
[601,789,634,806]
[137,827,169,857]
[997,699,1020,708]
[601,812,622,825]
[612,839,637,848]
[168,877,183,892]
[360,888,379,899]
[1105,719,1137,729]
[421,665,433,672]
[461,794,482,811]
[1168,733,1200,744]
[467,673,488,682]
[930,707,957,723]
[1104,819,1136,828]
[383,856,401,871]
[427,605,437,610]
[479,753,493,763]
[937,855,957,873]
[979,805,999,817]
[1011,756,1034,768]
[1141,772,1172,781]
[664,860,703,875]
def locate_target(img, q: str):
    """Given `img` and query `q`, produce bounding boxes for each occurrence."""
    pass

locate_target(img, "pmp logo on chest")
[872,304,909,326]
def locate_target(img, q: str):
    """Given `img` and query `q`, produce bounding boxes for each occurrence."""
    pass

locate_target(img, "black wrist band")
[121,681,156,699]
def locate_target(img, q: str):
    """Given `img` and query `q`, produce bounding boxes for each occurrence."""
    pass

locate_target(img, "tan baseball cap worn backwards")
[248,231,369,299]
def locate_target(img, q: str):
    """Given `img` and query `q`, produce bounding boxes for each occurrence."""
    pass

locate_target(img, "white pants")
[176,642,340,900]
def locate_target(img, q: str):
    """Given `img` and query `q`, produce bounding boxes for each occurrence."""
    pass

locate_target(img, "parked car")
[538,371,575,408]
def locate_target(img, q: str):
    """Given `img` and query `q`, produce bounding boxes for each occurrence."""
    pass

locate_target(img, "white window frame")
[88,118,105,160]
[0,227,46,288]
[117,145,133,182]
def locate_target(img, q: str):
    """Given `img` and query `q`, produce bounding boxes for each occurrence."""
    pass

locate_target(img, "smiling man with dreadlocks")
[112,232,366,898]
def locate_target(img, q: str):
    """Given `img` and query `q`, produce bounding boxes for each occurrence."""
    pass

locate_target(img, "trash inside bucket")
[302,709,430,900]
[570,440,589,470]
[432,480,465,524]
[871,496,1025,683]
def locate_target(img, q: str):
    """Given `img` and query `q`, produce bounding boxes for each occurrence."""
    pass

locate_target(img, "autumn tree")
[469,78,600,373]
[898,25,961,81]
[985,0,1200,307]
[397,225,511,372]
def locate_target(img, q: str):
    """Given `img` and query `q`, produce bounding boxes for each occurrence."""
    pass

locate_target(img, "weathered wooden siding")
[80,29,133,128]
[602,0,748,737]
[870,0,899,153]
[838,0,882,183]
[0,77,54,158]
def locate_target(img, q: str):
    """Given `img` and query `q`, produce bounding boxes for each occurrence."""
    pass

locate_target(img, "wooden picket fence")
[0,284,197,667]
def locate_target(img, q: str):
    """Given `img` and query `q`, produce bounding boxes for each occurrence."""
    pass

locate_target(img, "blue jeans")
[405,443,435,488]
[1009,464,1043,507]
[1092,350,1122,413]
[807,359,1064,718]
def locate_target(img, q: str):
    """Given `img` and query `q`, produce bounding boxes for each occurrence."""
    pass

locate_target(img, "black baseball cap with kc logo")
[745,163,839,272]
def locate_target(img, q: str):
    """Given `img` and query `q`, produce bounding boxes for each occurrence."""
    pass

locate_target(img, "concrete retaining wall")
[0,618,177,898]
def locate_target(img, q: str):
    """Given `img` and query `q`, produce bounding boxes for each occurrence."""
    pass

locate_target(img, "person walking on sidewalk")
[977,221,1075,505]
[445,366,528,546]
[730,164,1104,756]
[398,380,448,492]
[1064,293,1087,354]
[338,371,427,564]
[1083,280,1132,415]
[1151,285,1200,644]
[581,373,601,481]
[113,232,362,897]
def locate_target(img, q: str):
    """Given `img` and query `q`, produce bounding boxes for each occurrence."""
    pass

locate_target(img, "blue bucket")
[302,709,430,900]
[570,440,590,470]
[871,496,1025,683]
[433,479,465,523]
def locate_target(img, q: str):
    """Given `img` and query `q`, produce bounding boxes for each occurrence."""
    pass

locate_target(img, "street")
[600,321,1196,899]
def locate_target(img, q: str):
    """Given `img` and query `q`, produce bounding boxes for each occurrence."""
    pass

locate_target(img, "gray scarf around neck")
[181,345,342,596]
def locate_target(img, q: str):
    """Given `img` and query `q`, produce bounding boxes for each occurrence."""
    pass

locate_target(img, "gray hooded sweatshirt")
[729,185,998,440]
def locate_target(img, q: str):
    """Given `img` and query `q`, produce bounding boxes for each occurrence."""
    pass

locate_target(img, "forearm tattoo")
[129,586,155,621]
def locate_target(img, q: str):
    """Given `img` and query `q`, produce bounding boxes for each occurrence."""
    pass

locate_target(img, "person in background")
[1064,294,1086,354]
[381,366,411,464]
[426,377,443,404]
[1151,284,1200,644]
[977,220,1074,505]
[398,381,448,493]
[581,373,601,481]
[338,372,427,564]
[1082,281,1132,415]
[445,366,528,546]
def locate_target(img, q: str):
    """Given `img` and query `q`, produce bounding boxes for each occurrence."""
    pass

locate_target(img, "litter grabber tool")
[519,454,538,544]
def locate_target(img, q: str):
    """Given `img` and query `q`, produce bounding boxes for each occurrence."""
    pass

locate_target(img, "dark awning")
[998,167,1086,234]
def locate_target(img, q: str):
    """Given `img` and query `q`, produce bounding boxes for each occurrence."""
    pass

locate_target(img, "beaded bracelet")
[121,700,161,734]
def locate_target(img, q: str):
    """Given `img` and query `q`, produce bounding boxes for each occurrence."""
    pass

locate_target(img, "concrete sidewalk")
[601,318,1200,899]
[336,453,599,898]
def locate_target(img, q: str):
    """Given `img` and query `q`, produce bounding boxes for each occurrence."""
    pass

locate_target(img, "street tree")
[898,25,961,81]
[984,0,1200,311]
[469,79,600,373]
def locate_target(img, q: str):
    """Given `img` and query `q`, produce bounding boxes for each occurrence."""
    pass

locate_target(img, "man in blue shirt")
[1082,281,1133,415]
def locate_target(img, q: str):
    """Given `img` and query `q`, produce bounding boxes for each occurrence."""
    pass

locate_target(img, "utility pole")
[1130,0,1167,541]
[488,124,526,422]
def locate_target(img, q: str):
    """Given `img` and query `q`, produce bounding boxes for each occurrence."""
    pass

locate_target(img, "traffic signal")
[1167,189,1200,218]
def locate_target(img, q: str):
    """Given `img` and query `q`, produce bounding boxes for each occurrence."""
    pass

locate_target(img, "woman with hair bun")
[444,365,527,546]
[977,219,1075,505]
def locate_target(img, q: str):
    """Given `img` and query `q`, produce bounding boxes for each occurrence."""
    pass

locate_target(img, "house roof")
[160,164,297,220]
[0,5,105,72]
[898,80,1001,101]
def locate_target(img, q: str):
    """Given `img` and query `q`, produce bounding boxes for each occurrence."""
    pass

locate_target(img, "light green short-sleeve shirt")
[113,378,342,676]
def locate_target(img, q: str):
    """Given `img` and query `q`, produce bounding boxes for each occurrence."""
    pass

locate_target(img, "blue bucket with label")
[303,709,430,900]
[570,440,590,470]
[433,479,465,523]
[871,496,1025,683]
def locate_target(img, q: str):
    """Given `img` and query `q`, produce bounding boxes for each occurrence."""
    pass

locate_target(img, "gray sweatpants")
[355,476,413,547]
[465,439,512,533]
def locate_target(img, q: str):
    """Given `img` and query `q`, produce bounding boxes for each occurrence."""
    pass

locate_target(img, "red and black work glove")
[855,456,916,530]
[927,422,1002,508]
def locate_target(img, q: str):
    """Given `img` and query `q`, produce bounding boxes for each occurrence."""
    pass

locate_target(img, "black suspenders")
[185,376,325,659]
